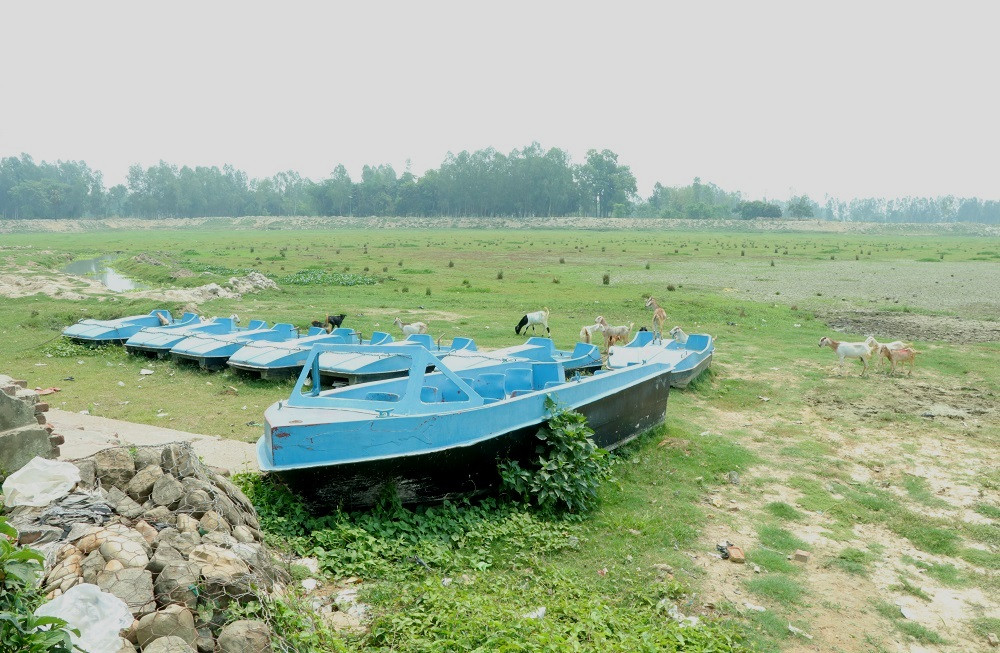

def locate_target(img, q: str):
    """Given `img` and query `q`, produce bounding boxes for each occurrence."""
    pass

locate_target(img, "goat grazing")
[393,317,428,336]
[668,326,688,344]
[879,344,918,376]
[819,336,872,376]
[311,313,347,333]
[515,308,550,336]
[645,297,667,340]
[579,321,605,344]
[865,336,911,371]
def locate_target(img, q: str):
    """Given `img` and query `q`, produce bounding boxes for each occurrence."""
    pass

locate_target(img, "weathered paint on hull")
[271,370,671,510]
[171,353,230,371]
[318,366,437,387]
[125,345,170,359]
[670,353,712,388]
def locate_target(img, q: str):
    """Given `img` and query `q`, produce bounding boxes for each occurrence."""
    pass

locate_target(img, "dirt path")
[49,408,257,472]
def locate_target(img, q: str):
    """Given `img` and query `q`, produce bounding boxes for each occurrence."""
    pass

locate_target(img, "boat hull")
[670,352,713,388]
[266,369,671,509]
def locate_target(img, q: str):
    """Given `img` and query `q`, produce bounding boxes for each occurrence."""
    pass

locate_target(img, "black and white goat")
[515,308,550,336]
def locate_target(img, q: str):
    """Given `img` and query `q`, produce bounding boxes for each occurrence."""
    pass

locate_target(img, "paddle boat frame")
[62,309,179,345]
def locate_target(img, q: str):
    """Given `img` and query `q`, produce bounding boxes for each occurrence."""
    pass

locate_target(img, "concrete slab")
[47,409,257,474]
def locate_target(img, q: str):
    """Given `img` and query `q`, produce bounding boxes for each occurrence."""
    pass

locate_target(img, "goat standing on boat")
[394,317,428,336]
[645,297,667,341]
[819,336,872,376]
[515,308,550,336]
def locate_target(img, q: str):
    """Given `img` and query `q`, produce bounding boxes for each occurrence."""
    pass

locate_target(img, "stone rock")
[173,513,197,533]
[177,489,212,518]
[97,567,155,616]
[105,523,152,554]
[136,604,198,648]
[134,520,158,544]
[94,448,136,489]
[161,444,201,479]
[189,544,250,581]
[100,536,151,569]
[152,474,184,508]
[133,447,162,470]
[213,475,254,514]
[156,529,201,557]
[147,544,184,574]
[202,531,237,548]
[144,505,176,526]
[232,525,255,543]
[105,559,125,572]
[195,627,214,653]
[115,637,136,652]
[988,632,999,647]
[73,459,96,487]
[216,620,271,653]
[115,493,146,520]
[198,510,230,534]
[324,609,363,632]
[126,464,164,502]
[155,561,201,608]
[180,477,212,495]
[81,549,105,584]
[213,492,243,527]
[143,636,197,653]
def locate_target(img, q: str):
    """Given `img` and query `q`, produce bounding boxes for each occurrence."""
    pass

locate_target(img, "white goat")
[579,321,605,344]
[819,336,872,376]
[865,336,912,371]
[668,326,688,344]
[515,308,550,336]
[879,344,918,376]
[596,316,633,350]
[393,317,428,336]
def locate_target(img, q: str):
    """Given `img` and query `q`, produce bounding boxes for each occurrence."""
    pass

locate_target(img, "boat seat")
[364,392,399,402]
[369,331,392,345]
[420,386,439,403]
[331,328,355,338]
[451,336,476,351]
[473,374,505,400]
[532,362,562,389]
[543,380,564,389]
[247,320,267,330]
[307,326,325,336]
[593,369,609,375]
[504,368,533,395]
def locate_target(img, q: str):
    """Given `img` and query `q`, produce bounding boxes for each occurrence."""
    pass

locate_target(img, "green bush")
[499,401,611,513]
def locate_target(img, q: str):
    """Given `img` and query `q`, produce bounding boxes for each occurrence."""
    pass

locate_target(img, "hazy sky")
[3,1,998,201]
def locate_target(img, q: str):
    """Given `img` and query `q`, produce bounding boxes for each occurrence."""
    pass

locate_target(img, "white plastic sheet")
[34,583,133,653]
[2,457,81,507]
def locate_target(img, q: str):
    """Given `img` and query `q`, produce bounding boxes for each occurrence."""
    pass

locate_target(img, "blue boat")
[227,327,364,379]
[443,338,601,374]
[607,331,714,388]
[257,343,674,508]
[62,309,179,345]
[316,334,475,385]
[125,316,238,358]
[170,322,297,371]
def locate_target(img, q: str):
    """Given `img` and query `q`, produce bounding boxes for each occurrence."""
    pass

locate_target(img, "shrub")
[559,258,565,264]
[667,284,676,291]
[499,401,611,513]
[448,260,454,268]
[425,287,431,296]
[496,270,503,280]
[602,272,610,285]
[645,261,650,270]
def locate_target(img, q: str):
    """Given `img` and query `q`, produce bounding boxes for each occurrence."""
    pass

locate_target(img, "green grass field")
[1,224,998,652]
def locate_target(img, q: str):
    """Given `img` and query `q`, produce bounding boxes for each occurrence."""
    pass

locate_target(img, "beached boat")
[170,322,297,371]
[316,334,476,385]
[442,337,601,373]
[608,331,714,388]
[62,309,183,345]
[227,327,365,379]
[125,316,239,358]
[257,343,674,508]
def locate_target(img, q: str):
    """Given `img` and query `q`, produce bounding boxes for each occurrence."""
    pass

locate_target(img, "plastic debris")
[744,602,766,612]
[523,607,546,619]
[788,624,814,640]
[34,583,133,653]
[139,368,154,375]
[2,458,81,508]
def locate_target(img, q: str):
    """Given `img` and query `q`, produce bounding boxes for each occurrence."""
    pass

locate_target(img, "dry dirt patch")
[806,379,997,422]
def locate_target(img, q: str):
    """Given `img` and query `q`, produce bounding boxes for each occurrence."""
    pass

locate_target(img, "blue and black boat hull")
[266,369,671,509]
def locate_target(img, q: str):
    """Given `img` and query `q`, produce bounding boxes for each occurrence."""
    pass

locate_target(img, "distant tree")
[735,200,782,219]
[786,195,815,218]
[576,149,637,217]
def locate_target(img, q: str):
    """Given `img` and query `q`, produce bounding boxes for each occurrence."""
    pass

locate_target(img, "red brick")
[36,413,47,424]
[728,546,746,563]
[793,550,810,563]
[49,434,65,447]
[35,402,49,413]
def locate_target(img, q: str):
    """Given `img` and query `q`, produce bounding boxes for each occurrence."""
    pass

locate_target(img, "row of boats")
[63,309,715,507]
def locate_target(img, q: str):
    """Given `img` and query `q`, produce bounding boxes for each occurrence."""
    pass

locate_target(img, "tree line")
[2,146,998,223]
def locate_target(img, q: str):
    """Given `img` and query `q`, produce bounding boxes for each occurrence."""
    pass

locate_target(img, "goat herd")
[819,335,918,376]
[513,297,689,353]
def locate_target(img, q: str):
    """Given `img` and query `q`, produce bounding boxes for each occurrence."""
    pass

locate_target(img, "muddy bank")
[3,216,999,236]
[825,310,1000,344]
